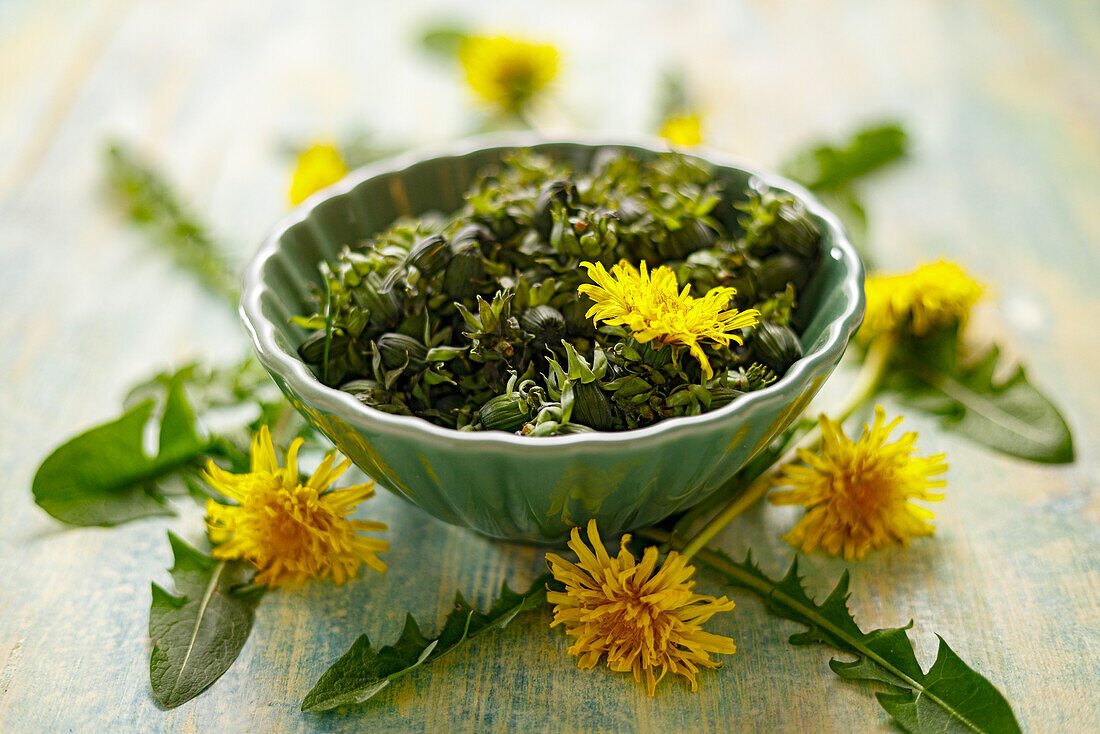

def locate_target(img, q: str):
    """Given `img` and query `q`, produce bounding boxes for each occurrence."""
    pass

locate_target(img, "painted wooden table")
[2,1,1097,731]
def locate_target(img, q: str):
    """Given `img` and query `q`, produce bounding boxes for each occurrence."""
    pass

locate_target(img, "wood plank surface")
[1,1,1097,731]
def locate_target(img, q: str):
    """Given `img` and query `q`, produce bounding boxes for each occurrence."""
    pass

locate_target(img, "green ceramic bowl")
[241,134,864,543]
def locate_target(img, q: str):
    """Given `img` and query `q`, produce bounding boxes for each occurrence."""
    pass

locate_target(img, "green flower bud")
[406,234,450,273]
[571,381,614,430]
[520,304,566,342]
[443,249,486,300]
[298,330,349,364]
[737,192,820,260]
[756,253,810,294]
[550,205,619,259]
[479,393,533,432]
[559,298,590,332]
[663,218,716,259]
[451,222,494,252]
[354,272,403,326]
[534,179,577,238]
[725,271,758,305]
[340,379,389,405]
[771,202,820,258]
[376,333,428,371]
[753,321,803,371]
[615,196,646,225]
[707,386,746,409]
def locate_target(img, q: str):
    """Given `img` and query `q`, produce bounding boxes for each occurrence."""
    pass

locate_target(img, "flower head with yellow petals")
[546,520,736,696]
[203,426,387,587]
[769,407,947,560]
[659,112,704,147]
[289,143,348,206]
[579,260,760,380]
[458,36,559,116]
[861,260,984,341]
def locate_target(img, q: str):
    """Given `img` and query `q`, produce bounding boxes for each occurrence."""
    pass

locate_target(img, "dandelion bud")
[376,333,428,371]
[756,253,810,294]
[443,248,486,300]
[754,321,803,372]
[571,382,614,430]
[534,179,577,238]
[479,393,534,432]
[406,234,450,273]
[520,304,566,342]
[298,330,349,364]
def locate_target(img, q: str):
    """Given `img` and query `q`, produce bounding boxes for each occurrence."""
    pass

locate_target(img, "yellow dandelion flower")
[579,260,760,380]
[203,426,388,587]
[659,112,703,147]
[768,407,947,560]
[458,36,559,115]
[861,260,984,340]
[289,143,348,206]
[546,520,736,696]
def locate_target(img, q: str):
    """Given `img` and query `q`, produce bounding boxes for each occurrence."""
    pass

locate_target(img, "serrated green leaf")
[32,377,208,526]
[886,331,1074,463]
[781,123,908,192]
[302,575,551,712]
[105,143,238,304]
[149,533,263,708]
[693,548,1020,734]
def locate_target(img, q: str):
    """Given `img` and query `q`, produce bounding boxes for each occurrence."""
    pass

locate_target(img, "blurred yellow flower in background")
[546,520,736,696]
[861,260,984,340]
[459,36,559,116]
[289,143,348,205]
[204,426,388,587]
[659,112,703,146]
[769,407,947,560]
[580,260,760,380]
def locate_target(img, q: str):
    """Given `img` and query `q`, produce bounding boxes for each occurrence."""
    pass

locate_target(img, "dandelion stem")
[678,332,896,560]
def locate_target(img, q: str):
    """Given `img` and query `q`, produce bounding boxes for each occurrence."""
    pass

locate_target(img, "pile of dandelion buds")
[294,150,822,435]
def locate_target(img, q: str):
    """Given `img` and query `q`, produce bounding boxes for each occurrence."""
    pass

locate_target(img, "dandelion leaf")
[695,549,1020,734]
[149,533,263,708]
[105,143,238,303]
[781,123,908,192]
[32,376,206,526]
[301,575,550,712]
[886,329,1074,464]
